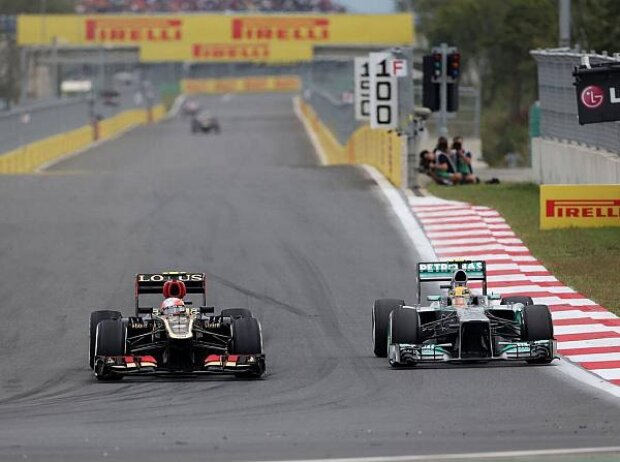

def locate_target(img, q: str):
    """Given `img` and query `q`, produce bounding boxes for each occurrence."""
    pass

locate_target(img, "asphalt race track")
[0,94,619,462]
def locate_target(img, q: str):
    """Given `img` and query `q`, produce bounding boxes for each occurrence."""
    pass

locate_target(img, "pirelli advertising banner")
[540,185,620,229]
[17,14,414,63]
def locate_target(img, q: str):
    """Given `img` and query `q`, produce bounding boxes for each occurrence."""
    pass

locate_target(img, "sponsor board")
[540,184,620,229]
[181,76,301,94]
[369,52,398,130]
[140,41,312,63]
[18,14,414,63]
[137,273,205,283]
[573,63,620,124]
[418,260,485,280]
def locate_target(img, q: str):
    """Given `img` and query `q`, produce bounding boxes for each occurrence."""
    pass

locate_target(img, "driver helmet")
[451,285,471,307]
[160,297,186,315]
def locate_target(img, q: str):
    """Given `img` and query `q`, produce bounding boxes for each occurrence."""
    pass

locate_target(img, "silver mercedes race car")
[372,260,558,367]
[89,272,265,380]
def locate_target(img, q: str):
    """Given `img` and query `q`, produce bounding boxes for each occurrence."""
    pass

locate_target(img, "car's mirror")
[488,293,502,300]
[426,295,441,302]
[200,306,215,314]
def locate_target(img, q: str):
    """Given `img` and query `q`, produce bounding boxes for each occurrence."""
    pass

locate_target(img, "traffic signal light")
[431,52,443,82]
[447,52,460,80]
[423,54,440,111]
[422,48,460,112]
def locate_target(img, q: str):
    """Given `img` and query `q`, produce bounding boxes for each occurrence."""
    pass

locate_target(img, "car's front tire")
[389,307,420,345]
[389,307,421,368]
[89,310,122,369]
[94,319,126,380]
[230,317,264,378]
[372,299,404,357]
[522,304,554,364]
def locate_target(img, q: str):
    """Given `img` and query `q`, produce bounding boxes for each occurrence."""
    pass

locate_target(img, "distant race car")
[182,99,200,117]
[89,272,265,380]
[372,260,558,367]
[191,110,220,134]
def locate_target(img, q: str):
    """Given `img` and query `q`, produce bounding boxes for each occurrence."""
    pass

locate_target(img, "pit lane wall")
[0,104,165,174]
[296,98,403,187]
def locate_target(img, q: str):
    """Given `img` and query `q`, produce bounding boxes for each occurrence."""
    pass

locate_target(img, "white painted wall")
[532,138,620,184]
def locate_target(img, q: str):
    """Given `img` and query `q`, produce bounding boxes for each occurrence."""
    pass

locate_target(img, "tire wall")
[297,98,403,188]
[0,104,165,174]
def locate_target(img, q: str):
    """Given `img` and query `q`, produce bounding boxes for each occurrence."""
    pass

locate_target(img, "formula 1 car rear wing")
[135,272,207,312]
[416,260,487,303]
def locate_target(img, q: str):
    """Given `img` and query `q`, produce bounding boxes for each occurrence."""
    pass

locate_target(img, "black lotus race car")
[372,260,558,367]
[191,110,220,134]
[89,272,265,380]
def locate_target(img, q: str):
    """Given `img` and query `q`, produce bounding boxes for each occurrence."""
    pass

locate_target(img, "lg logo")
[580,85,604,109]
[580,85,620,109]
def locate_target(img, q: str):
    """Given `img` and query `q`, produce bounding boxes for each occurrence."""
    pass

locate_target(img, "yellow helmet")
[451,286,471,307]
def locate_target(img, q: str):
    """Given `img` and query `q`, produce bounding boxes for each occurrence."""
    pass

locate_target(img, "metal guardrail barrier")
[531,48,620,155]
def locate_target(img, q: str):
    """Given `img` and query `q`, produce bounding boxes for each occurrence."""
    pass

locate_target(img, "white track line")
[254,446,620,462]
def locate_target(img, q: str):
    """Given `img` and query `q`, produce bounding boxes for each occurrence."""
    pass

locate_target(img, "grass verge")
[427,182,620,314]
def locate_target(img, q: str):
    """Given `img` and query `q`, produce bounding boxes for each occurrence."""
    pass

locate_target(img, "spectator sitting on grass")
[419,149,434,173]
[451,136,478,184]
[419,149,449,185]
[433,137,462,185]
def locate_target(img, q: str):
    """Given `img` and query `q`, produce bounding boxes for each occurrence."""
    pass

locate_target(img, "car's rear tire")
[389,307,420,345]
[230,317,264,378]
[522,304,554,364]
[221,308,253,319]
[89,310,122,368]
[372,299,404,358]
[94,319,126,381]
[502,295,534,306]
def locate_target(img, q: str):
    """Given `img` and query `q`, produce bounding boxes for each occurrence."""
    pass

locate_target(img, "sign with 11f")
[354,57,370,121]
[369,52,398,130]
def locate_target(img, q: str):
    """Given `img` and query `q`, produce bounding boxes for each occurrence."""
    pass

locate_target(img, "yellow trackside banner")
[540,185,620,229]
[140,42,313,63]
[181,76,301,94]
[17,14,414,62]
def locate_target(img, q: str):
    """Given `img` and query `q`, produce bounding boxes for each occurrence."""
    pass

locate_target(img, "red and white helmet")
[160,297,185,315]
[163,280,187,299]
